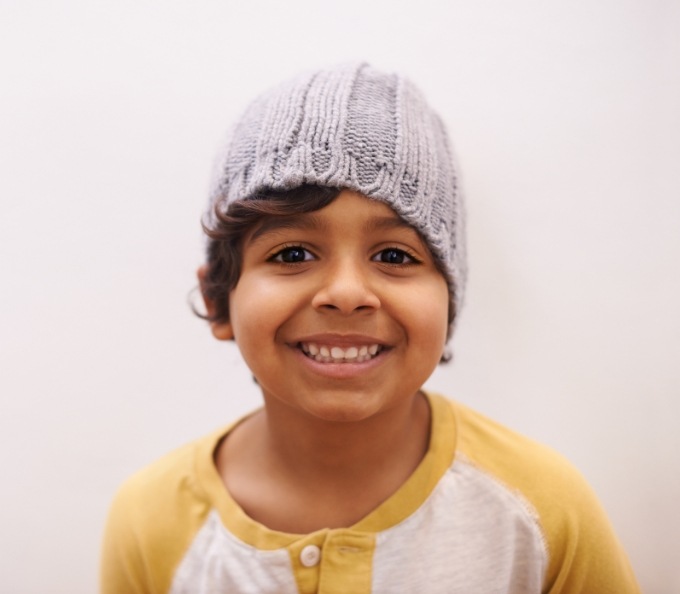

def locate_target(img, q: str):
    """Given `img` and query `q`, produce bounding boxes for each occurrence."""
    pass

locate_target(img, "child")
[101,63,640,593]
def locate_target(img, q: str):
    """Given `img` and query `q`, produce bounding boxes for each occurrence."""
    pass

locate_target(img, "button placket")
[316,530,376,594]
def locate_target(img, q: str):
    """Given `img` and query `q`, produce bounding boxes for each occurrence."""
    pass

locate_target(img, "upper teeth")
[301,342,381,363]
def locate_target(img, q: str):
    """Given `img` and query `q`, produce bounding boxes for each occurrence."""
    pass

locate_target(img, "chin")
[300,393,389,424]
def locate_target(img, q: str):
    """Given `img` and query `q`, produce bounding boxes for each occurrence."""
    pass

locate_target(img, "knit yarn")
[208,62,466,320]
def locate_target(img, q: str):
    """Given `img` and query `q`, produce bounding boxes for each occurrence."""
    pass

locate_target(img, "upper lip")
[290,333,388,347]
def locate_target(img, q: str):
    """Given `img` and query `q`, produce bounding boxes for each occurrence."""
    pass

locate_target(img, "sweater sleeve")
[100,482,151,594]
[539,468,640,593]
[99,436,219,594]
[450,398,640,593]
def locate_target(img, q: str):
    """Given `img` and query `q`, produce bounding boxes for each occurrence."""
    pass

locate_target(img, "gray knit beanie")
[208,62,466,323]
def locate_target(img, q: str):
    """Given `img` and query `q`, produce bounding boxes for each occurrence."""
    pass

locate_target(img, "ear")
[196,265,234,341]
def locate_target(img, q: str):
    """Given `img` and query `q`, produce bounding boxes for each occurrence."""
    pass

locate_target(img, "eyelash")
[268,245,421,266]
[371,247,421,266]
[268,245,315,264]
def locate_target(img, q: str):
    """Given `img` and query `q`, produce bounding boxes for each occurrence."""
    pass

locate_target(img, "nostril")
[311,281,381,313]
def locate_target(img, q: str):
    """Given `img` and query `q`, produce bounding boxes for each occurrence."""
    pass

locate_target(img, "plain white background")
[1,1,678,592]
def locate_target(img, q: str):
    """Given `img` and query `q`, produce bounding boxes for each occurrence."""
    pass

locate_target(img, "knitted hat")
[208,62,467,322]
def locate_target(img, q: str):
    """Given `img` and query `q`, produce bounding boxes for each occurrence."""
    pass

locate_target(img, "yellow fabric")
[289,530,375,594]
[452,399,640,593]
[100,432,225,594]
[101,393,640,594]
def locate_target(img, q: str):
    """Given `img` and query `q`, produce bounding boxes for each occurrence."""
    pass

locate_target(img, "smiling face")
[211,190,450,424]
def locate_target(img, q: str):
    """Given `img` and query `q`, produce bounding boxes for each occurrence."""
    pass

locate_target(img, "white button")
[300,544,321,567]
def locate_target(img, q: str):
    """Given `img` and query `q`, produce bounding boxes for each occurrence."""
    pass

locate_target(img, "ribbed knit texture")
[208,63,467,319]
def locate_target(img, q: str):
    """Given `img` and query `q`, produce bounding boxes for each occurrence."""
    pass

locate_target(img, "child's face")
[212,190,449,423]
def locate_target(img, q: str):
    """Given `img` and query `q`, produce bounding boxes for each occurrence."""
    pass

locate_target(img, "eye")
[372,247,419,265]
[269,245,314,263]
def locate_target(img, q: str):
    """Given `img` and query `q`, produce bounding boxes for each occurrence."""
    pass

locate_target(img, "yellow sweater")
[101,393,639,593]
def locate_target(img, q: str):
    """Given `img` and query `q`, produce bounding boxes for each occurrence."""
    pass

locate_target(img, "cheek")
[410,280,450,345]
[228,276,301,344]
[392,276,449,350]
[422,317,449,350]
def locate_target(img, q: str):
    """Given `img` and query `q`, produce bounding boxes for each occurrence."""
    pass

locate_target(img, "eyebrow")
[248,210,418,243]
[365,215,429,250]
[248,214,326,243]
[363,215,417,234]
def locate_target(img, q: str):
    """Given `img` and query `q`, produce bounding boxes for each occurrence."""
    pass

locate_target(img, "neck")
[215,390,431,532]
[261,390,430,485]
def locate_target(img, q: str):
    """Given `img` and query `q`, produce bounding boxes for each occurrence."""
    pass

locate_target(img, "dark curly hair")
[196,184,455,361]
[198,185,340,324]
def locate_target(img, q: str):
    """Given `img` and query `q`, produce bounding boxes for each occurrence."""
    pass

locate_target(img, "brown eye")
[373,248,416,265]
[270,246,313,263]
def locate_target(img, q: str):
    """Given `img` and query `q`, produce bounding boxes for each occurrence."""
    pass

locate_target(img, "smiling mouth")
[299,342,384,363]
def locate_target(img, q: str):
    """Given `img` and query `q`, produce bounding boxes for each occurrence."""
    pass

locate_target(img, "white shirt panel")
[169,510,299,594]
[371,460,548,593]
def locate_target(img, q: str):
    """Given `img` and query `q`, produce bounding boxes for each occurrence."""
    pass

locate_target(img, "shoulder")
[110,428,222,524]
[448,397,583,492]
[431,394,640,593]
[100,426,229,594]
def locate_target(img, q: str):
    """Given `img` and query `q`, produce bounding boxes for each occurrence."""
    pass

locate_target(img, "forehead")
[248,191,422,243]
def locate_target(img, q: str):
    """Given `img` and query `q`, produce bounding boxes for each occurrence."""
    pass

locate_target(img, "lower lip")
[291,347,388,379]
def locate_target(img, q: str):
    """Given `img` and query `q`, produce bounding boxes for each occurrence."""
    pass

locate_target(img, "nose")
[311,258,381,315]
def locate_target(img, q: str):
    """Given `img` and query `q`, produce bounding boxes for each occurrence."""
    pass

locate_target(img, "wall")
[1,1,678,592]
